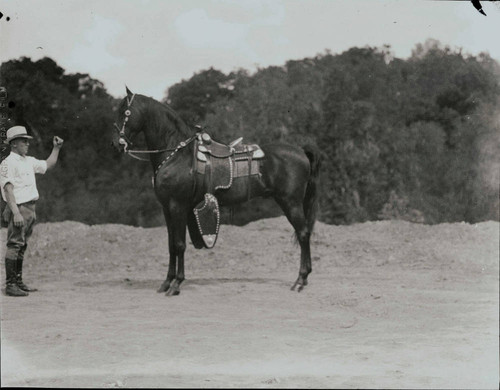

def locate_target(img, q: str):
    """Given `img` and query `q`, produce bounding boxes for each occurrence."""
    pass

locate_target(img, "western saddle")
[195,131,265,193]
[192,130,265,249]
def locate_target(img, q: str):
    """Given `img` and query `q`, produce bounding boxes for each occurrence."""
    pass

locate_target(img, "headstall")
[114,93,198,186]
[114,93,195,162]
[114,93,136,154]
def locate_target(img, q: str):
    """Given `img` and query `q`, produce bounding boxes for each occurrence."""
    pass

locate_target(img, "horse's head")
[112,86,144,153]
[112,87,194,158]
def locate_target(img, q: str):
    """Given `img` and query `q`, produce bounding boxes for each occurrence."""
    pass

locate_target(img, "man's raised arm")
[46,136,64,171]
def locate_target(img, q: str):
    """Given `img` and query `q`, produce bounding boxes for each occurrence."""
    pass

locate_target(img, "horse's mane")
[139,95,193,146]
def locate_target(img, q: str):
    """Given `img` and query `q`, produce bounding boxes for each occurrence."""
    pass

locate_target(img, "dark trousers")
[5,202,36,262]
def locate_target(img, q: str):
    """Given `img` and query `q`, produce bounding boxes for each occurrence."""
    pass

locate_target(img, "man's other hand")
[12,211,24,227]
[53,136,64,148]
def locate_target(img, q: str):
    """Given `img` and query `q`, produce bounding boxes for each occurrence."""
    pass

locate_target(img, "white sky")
[1,0,499,100]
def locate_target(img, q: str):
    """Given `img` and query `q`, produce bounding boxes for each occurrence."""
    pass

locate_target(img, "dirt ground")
[1,217,498,388]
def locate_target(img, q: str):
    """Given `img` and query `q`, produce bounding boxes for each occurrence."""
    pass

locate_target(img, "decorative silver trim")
[193,193,220,249]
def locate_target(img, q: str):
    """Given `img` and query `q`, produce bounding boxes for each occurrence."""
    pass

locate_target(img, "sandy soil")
[1,217,498,388]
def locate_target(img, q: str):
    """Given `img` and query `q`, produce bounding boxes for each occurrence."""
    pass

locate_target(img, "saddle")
[192,131,265,248]
[195,132,264,192]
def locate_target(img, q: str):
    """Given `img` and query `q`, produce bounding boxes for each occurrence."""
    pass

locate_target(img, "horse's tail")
[302,144,322,234]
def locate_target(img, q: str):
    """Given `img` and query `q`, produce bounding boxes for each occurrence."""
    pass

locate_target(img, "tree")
[165,68,233,125]
[2,41,498,227]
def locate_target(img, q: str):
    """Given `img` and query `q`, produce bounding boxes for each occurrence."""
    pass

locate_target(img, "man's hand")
[12,211,24,227]
[53,136,64,148]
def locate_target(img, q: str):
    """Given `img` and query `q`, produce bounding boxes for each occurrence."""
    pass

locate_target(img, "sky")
[1,0,500,100]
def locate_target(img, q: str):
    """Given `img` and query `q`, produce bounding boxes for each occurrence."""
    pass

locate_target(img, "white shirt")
[0,152,47,204]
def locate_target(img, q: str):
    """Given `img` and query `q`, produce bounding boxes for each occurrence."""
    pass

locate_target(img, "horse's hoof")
[291,284,305,292]
[291,279,307,292]
[165,287,180,296]
[157,282,170,293]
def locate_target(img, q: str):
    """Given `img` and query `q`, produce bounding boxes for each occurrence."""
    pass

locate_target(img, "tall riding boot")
[5,258,28,296]
[16,258,37,292]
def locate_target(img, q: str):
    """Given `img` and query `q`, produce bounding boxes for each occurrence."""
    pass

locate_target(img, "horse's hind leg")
[157,209,177,293]
[276,198,312,292]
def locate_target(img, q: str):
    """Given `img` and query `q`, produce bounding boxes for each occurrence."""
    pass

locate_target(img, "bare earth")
[1,217,498,388]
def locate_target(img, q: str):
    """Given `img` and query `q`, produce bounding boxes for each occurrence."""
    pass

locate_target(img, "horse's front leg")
[157,210,177,293]
[165,201,188,296]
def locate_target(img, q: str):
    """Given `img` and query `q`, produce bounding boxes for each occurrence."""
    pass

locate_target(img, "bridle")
[114,93,137,154]
[113,93,195,162]
[114,93,166,161]
[113,93,198,183]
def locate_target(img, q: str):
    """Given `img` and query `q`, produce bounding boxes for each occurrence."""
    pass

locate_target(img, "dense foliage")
[1,40,499,226]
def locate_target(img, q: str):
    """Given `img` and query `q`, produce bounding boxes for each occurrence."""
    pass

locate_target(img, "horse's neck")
[142,104,191,169]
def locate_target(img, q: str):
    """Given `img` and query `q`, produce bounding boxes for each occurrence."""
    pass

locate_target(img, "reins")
[116,137,187,162]
[153,134,198,177]
[120,127,198,174]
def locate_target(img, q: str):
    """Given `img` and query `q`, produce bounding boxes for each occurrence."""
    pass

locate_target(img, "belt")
[19,200,37,206]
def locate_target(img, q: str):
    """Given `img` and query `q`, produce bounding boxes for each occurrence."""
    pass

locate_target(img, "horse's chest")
[154,164,193,198]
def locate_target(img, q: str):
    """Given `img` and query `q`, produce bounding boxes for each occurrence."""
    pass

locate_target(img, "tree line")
[1,39,498,227]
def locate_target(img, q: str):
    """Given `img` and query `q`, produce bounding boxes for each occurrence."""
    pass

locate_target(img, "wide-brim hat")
[4,126,34,144]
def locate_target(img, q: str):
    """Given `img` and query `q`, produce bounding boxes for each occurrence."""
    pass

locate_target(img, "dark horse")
[112,87,321,296]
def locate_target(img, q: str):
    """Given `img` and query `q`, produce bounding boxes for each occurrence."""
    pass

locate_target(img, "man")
[1,125,63,296]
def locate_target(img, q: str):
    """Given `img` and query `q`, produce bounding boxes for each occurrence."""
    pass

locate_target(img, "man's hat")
[4,126,33,144]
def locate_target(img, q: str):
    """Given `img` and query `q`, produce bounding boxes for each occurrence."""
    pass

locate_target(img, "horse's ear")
[125,85,133,97]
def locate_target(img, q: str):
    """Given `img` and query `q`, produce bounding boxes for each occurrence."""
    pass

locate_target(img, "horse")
[112,87,322,296]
